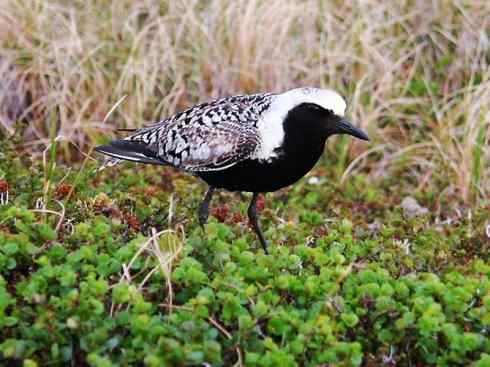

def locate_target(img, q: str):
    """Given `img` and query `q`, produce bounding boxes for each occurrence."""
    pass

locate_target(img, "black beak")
[337,118,369,141]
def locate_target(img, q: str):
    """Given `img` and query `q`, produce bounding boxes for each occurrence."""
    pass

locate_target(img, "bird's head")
[279,87,369,141]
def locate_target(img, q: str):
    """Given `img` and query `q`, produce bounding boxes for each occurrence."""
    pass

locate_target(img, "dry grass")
[0,0,489,203]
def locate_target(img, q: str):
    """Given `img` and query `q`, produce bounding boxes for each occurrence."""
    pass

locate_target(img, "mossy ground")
[0,138,489,366]
[0,2,489,365]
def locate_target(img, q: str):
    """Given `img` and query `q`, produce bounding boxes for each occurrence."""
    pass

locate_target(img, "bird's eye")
[304,104,333,115]
[305,103,322,111]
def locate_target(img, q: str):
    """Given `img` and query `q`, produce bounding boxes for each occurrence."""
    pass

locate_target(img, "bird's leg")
[247,192,268,254]
[235,191,246,201]
[198,186,215,229]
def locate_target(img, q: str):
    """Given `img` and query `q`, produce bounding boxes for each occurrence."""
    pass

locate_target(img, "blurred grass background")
[0,0,489,203]
[0,3,489,365]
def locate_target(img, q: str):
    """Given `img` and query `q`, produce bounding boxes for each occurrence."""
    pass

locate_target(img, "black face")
[284,102,369,141]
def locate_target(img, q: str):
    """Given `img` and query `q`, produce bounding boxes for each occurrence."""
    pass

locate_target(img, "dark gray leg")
[247,192,268,254]
[198,186,215,228]
[235,191,246,201]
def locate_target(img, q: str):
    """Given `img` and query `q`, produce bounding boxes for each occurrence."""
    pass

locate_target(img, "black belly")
[197,144,325,192]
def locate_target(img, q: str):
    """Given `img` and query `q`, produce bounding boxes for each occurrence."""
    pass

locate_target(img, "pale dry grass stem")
[109,197,184,316]
[1,0,489,203]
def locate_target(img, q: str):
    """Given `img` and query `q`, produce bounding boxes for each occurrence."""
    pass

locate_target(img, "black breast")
[197,133,326,192]
[197,103,333,192]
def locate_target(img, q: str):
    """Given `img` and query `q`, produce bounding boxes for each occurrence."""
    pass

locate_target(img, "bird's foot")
[235,191,246,201]
[247,192,269,254]
[198,187,215,229]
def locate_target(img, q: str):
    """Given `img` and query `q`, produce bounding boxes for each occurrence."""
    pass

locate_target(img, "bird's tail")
[97,155,122,171]
[95,139,167,171]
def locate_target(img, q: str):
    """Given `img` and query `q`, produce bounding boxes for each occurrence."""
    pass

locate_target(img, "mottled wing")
[162,120,260,171]
[97,93,273,172]
[158,93,272,171]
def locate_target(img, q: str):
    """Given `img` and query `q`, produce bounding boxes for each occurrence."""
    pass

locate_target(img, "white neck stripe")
[253,87,347,161]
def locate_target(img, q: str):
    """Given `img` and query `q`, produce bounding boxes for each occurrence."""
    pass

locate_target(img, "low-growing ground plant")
[0,0,489,366]
[0,134,489,366]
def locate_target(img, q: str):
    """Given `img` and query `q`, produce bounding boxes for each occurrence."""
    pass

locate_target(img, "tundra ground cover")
[0,0,489,366]
[1,136,489,366]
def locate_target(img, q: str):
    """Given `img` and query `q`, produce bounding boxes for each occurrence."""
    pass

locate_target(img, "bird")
[95,87,369,254]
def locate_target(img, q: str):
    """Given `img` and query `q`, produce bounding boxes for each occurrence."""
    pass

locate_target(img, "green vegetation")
[0,0,489,366]
[1,138,489,366]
